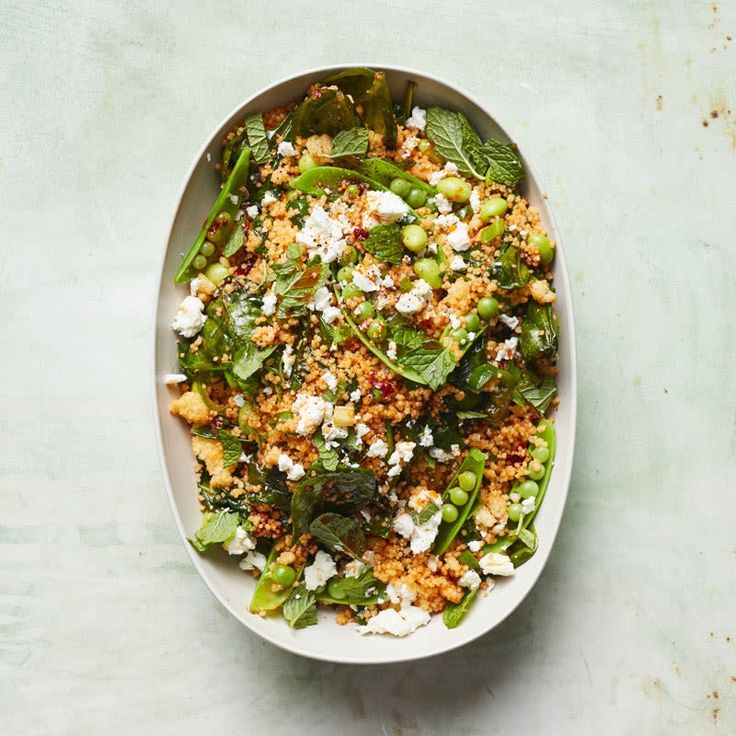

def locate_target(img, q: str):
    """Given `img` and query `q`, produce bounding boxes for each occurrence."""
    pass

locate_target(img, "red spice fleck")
[353,227,370,241]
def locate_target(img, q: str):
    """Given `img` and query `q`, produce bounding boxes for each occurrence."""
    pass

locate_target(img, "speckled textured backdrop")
[1,1,734,733]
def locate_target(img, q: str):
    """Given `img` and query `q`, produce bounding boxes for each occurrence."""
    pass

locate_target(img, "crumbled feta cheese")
[394,504,441,555]
[427,556,439,572]
[435,213,459,229]
[395,278,434,315]
[171,296,207,338]
[164,373,187,385]
[322,305,341,324]
[261,191,277,206]
[246,204,259,219]
[448,312,462,329]
[428,163,459,187]
[344,559,367,578]
[239,550,267,572]
[468,540,484,552]
[304,551,337,591]
[349,388,361,403]
[293,394,328,436]
[450,255,467,271]
[233,394,245,407]
[474,506,496,528]
[499,314,520,330]
[418,425,434,447]
[404,106,427,131]
[393,512,415,539]
[223,526,256,556]
[381,274,395,289]
[429,443,461,463]
[261,288,277,316]
[189,277,202,296]
[389,441,416,465]
[386,341,398,360]
[296,205,347,263]
[365,190,410,223]
[277,140,296,157]
[386,582,416,605]
[352,271,379,292]
[458,569,482,589]
[322,371,338,391]
[310,286,332,312]
[239,451,252,463]
[494,337,519,363]
[282,344,295,377]
[521,496,536,515]
[509,491,521,503]
[446,222,471,252]
[478,551,515,577]
[355,422,370,440]
[360,583,430,637]
[469,188,482,213]
[433,193,453,214]
[277,451,305,481]
[228,193,239,206]
[366,438,388,458]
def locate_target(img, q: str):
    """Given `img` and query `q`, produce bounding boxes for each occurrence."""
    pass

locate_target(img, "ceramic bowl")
[152,64,577,664]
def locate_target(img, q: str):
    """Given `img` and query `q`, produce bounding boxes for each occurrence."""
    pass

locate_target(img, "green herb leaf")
[519,302,558,362]
[318,318,352,348]
[456,410,488,420]
[361,158,434,193]
[517,373,556,414]
[247,466,292,510]
[362,223,404,266]
[189,510,239,553]
[402,343,457,391]
[317,567,385,605]
[385,315,426,349]
[414,502,441,525]
[442,588,477,629]
[222,224,245,258]
[292,88,362,138]
[313,435,340,471]
[492,242,531,289]
[232,343,277,385]
[330,127,369,158]
[217,430,242,467]
[425,108,486,179]
[245,113,270,164]
[282,583,318,629]
[273,261,329,318]
[479,139,525,186]
[516,525,537,551]
[309,513,366,559]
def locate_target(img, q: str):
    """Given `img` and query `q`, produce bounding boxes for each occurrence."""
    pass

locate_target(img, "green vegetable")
[477,296,500,320]
[272,564,297,587]
[175,147,251,282]
[313,435,340,471]
[390,177,412,197]
[508,502,522,522]
[517,372,557,415]
[337,266,354,283]
[479,219,504,243]
[442,504,458,522]
[273,261,329,318]
[458,471,477,492]
[529,232,554,265]
[480,197,508,221]
[189,510,240,553]
[250,546,301,613]
[291,87,362,138]
[464,312,481,331]
[282,583,317,629]
[362,158,435,194]
[492,242,531,289]
[317,567,385,605]
[442,588,477,629]
[436,176,472,203]
[298,152,317,172]
[290,165,382,197]
[205,262,230,284]
[354,301,374,321]
[222,224,245,258]
[531,446,550,463]
[412,257,442,287]
[217,429,242,467]
[362,223,405,265]
[401,224,428,253]
[192,255,207,270]
[406,188,427,208]
[519,302,558,362]
[231,342,277,386]
[247,466,292,510]
[244,113,270,164]
[480,138,525,187]
[309,513,366,559]
[400,343,456,391]
[450,488,469,506]
[433,448,487,555]
[518,479,539,498]
[329,127,370,158]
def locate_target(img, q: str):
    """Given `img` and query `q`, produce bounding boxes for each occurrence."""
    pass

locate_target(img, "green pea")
[479,197,508,221]
[529,232,554,265]
[449,328,468,343]
[340,246,358,265]
[436,176,472,203]
[406,188,427,208]
[449,487,469,506]
[354,300,375,321]
[479,219,504,243]
[345,184,360,199]
[366,318,385,339]
[342,283,362,300]
[200,241,215,257]
[528,461,545,481]
[192,255,207,271]
[390,177,412,198]
[337,265,355,283]
[418,139,432,153]
[508,503,523,522]
[458,470,477,492]
[326,578,346,600]
[271,564,297,587]
[441,504,459,523]
[402,224,428,253]
[424,197,438,213]
[413,258,442,288]
[207,211,233,244]
[298,152,317,173]
[518,480,539,499]
[531,446,550,463]
[464,312,481,332]
[205,262,230,284]
[477,296,500,320]
[399,277,413,292]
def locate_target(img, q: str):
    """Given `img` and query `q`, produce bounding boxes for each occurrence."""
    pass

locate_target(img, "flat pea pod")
[175,147,252,283]
[361,158,436,194]
[249,546,303,613]
[433,448,487,556]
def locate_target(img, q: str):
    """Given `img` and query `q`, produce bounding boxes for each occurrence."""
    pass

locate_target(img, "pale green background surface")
[1,1,734,733]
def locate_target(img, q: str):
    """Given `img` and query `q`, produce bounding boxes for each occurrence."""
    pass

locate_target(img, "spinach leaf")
[309,513,366,559]
[273,261,329,318]
[291,87,362,138]
[245,113,270,164]
[217,429,242,467]
[189,511,239,553]
[456,410,488,420]
[362,223,404,265]
[519,302,558,362]
[318,318,352,348]
[492,242,531,289]
[442,588,477,629]
[231,343,277,386]
[219,291,262,342]
[426,107,486,179]
[177,318,229,377]
[199,482,251,516]
[248,466,292,510]
[286,196,310,227]
[317,567,385,605]
[292,466,377,536]
[480,139,525,186]
[313,435,340,471]
[282,584,318,629]
[516,372,556,414]
[330,128,369,158]
[450,335,490,392]
[402,343,457,390]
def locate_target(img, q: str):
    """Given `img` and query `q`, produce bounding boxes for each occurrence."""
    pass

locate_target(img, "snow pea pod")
[360,158,436,194]
[174,147,251,283]
[289,166,386,197]
[433,448,487,556]
[249,546,303,614]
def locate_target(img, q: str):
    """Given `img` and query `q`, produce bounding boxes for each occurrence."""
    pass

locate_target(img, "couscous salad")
[167,68,559,636]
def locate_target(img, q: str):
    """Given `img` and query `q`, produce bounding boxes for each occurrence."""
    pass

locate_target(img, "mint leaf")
[282,584,318,629]
[492,242,531,289]
[425,108,485,179]
[309,513,366,559]
[519,302,558,362]
[385,316,426,349]
[443,588,477,629]
[222,224,245,257]
[414,502,441,525]
[273,262,329,317]
[402,343,457,391]
[329,127,369,158]
[232,343,277,385]
[517,374,556,414]
[217,429,242,467]
[313,435,340,471]
[479,139,525,186]
[189,510,239,552]
[456,410,488,420]
[245,113,270,164]
[362,223,404,265]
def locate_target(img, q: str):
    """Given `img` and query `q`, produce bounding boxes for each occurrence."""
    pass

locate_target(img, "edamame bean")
[508,503,523,522]
[390,178,412,198]
[406,188,427,208]
[479,197,508,221]
[205,262,230,284]
[200,241,215,257]
[529,232,554,265]
[298,152,317,172]
[479,219,504,243]
[340,246,358,265]
[413,258,442,288]
[518,480,539,498]
[342,283,362,300]
[464,312,481,331]
[531,446,550,463]
[436,176,472,203]
[442,504,459,523]
[450,487,469,506]
[354,300,375,321]
[272,564,297,587]
[401,224,428,253]
[337,266,355,283]
[458,471,477,492]
[477,296,500,320]
[192,255,207,271]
